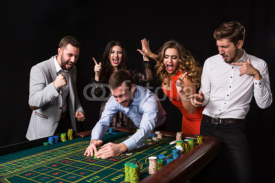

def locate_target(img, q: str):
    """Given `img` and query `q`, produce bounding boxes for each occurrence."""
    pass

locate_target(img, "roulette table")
[0,127,221,183]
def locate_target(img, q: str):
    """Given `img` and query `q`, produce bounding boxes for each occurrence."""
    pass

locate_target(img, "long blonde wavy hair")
[155,40,202,88]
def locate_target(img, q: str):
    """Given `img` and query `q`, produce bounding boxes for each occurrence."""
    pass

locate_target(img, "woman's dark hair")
[100,41,128,83]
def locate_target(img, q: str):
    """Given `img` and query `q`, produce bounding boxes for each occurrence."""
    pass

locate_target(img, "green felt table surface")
[0,132,127,164]
[0,132,177,183]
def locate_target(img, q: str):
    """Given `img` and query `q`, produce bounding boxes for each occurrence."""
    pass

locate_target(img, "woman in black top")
[92,41,153,128]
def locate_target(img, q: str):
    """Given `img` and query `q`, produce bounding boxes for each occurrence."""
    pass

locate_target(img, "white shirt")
[200,50,272,119]
[54,56,70,112]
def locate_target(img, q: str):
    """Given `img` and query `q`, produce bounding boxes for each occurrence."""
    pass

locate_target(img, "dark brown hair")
[100,41,128,83]
[59,36,80,48]
[109,69,133,90]
[213,21,245,45]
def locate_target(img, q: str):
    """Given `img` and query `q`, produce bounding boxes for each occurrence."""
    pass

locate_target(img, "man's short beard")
[60,55,71,71]
[224,59,234,64]
[224,49,240,64]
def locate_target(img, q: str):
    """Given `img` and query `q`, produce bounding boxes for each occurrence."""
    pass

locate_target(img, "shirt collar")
[54,56,62,73]
[131,85,141,106]
[236,49,248,63]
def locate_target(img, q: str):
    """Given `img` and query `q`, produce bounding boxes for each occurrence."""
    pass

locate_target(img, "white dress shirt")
[200,50,272,119]
[91,85,166,151]
[54,56,70,112]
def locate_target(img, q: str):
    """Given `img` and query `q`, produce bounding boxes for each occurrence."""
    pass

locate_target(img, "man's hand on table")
[84,139,103,157]
[95,142,128,159]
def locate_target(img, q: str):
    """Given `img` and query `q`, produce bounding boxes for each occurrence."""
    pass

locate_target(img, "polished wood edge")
[114,127,195,138]
[76,127,205,140]
[76,130,92,137]
[141,135,222,183]
[76,127,186,138]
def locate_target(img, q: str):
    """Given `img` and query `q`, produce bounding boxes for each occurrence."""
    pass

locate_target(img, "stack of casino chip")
[183,141,190,152]
[148,156,158,174]
[130,164,139,182]
[196,135,203,145]
[176,132,183,141]
[46,135,60,146]
[124,161,140,183]
[187,139,194,149]
[157,159,163,170]
[68,129,73,140]
[132,161,141,177]
[124,162,131,182]
[54,136,59,143]
[61,133,67,142]
[172,149,181,159]
[48,137,55,145]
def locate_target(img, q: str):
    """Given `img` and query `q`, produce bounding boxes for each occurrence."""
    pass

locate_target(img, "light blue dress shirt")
[91,85,166,150]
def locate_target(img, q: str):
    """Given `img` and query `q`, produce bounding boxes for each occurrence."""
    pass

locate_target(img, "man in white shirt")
[188,21,272,183]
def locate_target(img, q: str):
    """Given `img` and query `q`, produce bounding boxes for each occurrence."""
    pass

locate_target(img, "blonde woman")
[139,39,203,134]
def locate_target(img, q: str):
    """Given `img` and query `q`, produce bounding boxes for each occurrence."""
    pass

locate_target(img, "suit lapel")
[68,70,76,131]
[49,56,57,81]
[48,56,62,114]
[68,70,75,106]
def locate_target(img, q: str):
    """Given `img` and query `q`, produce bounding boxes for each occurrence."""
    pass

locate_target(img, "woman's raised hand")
[93,57,101,81]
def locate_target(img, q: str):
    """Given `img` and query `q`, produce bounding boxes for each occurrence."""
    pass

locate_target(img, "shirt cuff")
[91,134,100,142]
[254,78,264,89]
[122,136,146,151]
[123,139,134,151]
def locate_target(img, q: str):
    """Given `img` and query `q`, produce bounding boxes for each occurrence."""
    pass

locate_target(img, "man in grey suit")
[26,36,85,140]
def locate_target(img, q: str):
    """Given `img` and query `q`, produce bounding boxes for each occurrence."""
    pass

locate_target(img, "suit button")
[59,107,62,109]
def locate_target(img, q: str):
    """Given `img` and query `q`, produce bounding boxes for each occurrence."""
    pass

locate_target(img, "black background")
[1,1,274,182]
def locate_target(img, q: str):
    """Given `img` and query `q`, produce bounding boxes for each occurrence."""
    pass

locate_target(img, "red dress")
[162,71,204,135]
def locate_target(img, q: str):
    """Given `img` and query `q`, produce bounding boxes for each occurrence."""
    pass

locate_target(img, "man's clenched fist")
[53,74,67,89]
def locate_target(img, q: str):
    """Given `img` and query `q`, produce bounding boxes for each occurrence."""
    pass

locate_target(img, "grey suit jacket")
[26,56,84,140]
